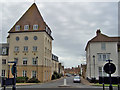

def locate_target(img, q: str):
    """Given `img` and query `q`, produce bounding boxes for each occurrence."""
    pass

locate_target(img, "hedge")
[26,77,40,83]
[16,77,28,83]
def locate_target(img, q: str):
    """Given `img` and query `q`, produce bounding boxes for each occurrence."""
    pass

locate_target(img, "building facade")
[85,29,120,81]
[64,65,81,75]
[52,54,59,74]
[0,3,62,82]
[0,44,9,77]
[81,64,86,79]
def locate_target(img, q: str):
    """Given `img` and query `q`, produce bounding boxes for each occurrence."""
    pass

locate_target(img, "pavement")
[80,77,94,86]
[16,77,65,86]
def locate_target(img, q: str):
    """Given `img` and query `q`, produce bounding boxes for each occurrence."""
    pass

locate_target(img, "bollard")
[3,85,6,90]
[118,84,119,90]
[64,79,67,85]
[109,85,113,90]
[3,78,6,90]
[103,83,105,90]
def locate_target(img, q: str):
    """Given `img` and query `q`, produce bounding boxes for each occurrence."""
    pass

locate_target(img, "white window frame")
[2,70,5,77]
[2,59,6,64]
[32,71,37,78]
[33,46,37,51]
[24,25,29,30]
[101,42,106,50]
[98,67,108,77]
[23,58,27,65]
[2,47,7,55]
[24,46,28,52]
[14,46,19,52]
[15,25,20,31]
[32,58,37,65]
[23,70,27,77]
[33,25,38,30]
[98,53,110,61]
[45,26,51,35]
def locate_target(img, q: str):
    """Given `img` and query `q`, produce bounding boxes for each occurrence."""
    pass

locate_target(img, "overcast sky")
[0,0,118,68]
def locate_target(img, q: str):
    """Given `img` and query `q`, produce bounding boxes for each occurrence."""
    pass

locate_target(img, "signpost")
[104,61,116,75]
[103,60,116,90]
[2,61,17,90]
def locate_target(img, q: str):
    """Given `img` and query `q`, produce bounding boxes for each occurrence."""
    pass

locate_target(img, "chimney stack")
[96,28,101,36]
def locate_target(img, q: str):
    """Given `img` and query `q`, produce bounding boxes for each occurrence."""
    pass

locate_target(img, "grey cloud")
[1,1,118,68]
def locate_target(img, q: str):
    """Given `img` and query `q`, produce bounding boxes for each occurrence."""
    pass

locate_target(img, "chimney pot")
[96,29,101,36]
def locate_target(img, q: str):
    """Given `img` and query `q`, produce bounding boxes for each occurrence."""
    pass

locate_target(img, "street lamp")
[36,56,38,79]
[93,55,96,83]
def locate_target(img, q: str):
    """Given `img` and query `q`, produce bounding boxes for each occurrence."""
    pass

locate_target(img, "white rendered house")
[85,29,120,81]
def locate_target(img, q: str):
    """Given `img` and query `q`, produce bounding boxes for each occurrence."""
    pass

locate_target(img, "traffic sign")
[11,63,17,76]
[1,78,14,87]
[104,63,116,74]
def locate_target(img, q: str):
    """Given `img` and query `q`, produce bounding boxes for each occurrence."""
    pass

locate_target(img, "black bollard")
[118,84,119,90]
[3,86,6,90]
[12,63,16,90]
[3,78,6,90]
[118,76,120,90]
[109,85,113,90]
[102,77,105,90]
[12,72,16,90]
[103,83,105,90]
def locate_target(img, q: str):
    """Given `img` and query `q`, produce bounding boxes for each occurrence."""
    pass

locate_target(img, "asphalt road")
[2,76,119,90]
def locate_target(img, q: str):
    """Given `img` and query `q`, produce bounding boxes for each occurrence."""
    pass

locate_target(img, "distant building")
[81,64,86,78]
[85,29,120,82]
[0,3,63,82]
[58,63,64,75]
[64,65,81,75]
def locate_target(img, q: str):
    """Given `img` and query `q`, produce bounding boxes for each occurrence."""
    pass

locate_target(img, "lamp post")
[36,56,38,79]
[93,55,95,83]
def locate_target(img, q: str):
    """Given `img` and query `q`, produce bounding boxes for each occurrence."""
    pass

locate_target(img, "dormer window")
[45,26,48,32]
[45,26,51,35]
[24,25,29,30]
[15,25,20,31]
[33,25,38,30]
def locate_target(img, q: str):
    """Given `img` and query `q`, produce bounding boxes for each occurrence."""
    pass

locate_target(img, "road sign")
[1,78,14,87]
[104,63,116,74]
[11,63,17,76]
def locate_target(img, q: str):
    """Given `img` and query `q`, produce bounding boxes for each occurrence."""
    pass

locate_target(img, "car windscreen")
[74,77,80,79]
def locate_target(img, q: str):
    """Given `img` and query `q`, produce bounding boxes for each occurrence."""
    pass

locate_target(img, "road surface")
[3,76,118,90]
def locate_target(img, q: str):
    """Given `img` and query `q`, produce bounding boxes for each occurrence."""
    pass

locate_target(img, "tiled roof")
[8,3,50,33]
[85,29,120,51]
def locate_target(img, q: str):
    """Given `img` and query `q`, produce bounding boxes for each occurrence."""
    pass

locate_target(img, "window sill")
[32,51,38,53]
[14,51,19,53]
[23,51,28,53]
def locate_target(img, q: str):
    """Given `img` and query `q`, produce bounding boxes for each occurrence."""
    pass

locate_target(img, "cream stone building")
[52,54,59,74]
[0,3,62,82]
[0,44,9,77]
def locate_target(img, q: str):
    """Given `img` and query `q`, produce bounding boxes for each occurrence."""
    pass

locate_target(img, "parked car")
[73,76,81,83]
[65,73,72,77]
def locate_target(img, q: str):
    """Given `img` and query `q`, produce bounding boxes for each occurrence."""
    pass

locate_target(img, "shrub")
[56,73,61,79]
[51,71,62,80]
[26,77,40,83]
[16,77,28,83]
[51,74,56,80]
